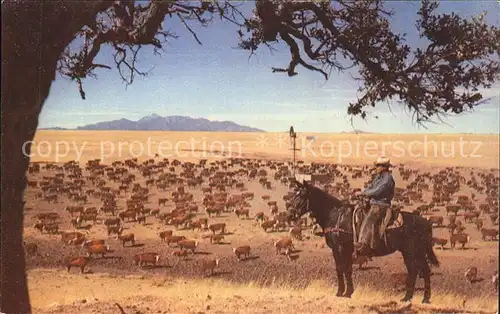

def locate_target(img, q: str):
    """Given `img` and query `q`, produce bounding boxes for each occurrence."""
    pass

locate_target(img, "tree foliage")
[245,0,500,123]
[58,0,500,124]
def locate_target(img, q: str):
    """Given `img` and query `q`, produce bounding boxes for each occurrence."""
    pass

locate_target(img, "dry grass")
[30,269,498,314]
[32,131,499,168]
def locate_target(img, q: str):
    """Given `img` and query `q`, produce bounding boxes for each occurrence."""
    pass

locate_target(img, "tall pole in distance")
[289,126,299,177]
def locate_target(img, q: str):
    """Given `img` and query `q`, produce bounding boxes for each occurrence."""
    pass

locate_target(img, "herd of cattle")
[24,157,499,288]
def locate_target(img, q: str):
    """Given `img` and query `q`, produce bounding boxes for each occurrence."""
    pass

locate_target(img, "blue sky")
[40,1,499,133]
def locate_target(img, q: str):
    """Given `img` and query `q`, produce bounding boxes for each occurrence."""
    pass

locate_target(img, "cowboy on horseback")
[354,156,397,256]
[288,166,439,304]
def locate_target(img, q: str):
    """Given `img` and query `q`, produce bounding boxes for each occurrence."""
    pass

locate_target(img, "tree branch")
[241,0,500,125]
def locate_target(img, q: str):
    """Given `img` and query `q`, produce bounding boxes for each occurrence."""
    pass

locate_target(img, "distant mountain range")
[40,114,265,132]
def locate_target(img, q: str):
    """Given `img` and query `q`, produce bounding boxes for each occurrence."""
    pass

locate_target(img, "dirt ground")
[24,131,499,313]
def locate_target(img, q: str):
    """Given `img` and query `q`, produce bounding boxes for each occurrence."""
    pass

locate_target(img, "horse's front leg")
[343,243,355,298]
[331,248,345,297]
[420,261,432,304]
[401,250,418,302]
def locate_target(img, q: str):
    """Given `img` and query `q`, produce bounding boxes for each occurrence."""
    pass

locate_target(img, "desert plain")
[24,131,499,314]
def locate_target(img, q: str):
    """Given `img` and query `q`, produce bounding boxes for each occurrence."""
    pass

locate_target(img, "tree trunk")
[1,17,52,314]
[1,2,118,311]
[0,3,85,312]
[0,107,39,314]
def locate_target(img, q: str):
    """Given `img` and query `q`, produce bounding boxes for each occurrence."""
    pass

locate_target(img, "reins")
[324,207,354,235]
[352,205,362,242]
[298,185,360,236]
[308,187,354,236]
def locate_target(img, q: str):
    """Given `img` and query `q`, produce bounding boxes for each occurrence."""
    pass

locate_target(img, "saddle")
[353,204,405,248]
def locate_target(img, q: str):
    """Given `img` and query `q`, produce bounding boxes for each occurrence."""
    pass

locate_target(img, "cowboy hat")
[373,156,392,167]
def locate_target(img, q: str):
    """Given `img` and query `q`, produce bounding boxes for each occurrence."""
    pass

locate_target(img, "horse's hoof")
[336,292,343,297]
[400,297,412,303]
[342,294,352,298]
[422,298,430,304]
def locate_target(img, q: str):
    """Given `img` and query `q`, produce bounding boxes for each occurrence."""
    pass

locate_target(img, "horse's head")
[288,179,311,220]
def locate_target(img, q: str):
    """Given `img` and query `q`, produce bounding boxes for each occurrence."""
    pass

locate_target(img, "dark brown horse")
[289,180,439,304]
